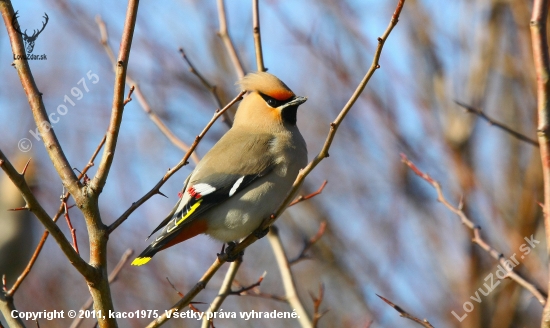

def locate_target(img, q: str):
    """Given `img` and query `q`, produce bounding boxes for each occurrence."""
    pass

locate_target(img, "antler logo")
[12,11,48,54]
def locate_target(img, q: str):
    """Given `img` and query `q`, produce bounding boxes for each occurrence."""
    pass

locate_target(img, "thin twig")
[401,154,547,304]
[311,284,328,328]
[289,180,328,206]
[69,249,134,328]
[146,2,406,326]
[63,201,79,254]
[454,101,539,147]
[252,0,265,72]
[95,15,200,166]
[124,85,135,105]
[217,0,245,79]
[289,221,327,265]
[5,136,105,297]
[107,91,245,234]
[530,1,550,325]
[376,294,434,328]
[230,274,286,302]
[166,277,184,298]
[179,48,232,128]
[229,272,266,295]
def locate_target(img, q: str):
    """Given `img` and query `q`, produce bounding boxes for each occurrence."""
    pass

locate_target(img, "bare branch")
[0,150,92,278]
[217,0,245,79]
[0,292,24,328]
[0,0,81,198]
[92,0,140,194]
[454,101,539,147]
[229,272,266,296]
[401,154,547,304]
[376,294,434,328]
[95,16,200,164]
[63,201,79,254]
[311,284,328,328]
[179,48,232,128]
[69,249,134,328]
[146,260,225,328]
[166,277,184,298]
[289,180,328,207]
[267,226,312,327]
[289,221,327,265]
[231,274,286,302]
[530,1,550,325]
[201,259,242,328]
[252,0,265,72]
[5,135,105,297]
[107,91,245,234]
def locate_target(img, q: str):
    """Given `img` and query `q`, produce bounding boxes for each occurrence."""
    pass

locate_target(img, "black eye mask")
[259,93,287,108]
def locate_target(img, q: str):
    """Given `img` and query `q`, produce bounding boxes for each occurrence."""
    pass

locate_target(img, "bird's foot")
[217,241,244,262]
[253,226,270,239]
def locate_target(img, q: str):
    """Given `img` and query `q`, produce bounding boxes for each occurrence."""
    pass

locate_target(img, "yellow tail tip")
[131,257,152,266]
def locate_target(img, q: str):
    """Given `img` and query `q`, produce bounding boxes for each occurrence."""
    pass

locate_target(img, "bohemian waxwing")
[132,72,308,266]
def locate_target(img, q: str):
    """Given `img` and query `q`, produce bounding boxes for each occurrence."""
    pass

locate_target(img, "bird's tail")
[131,245,158,266]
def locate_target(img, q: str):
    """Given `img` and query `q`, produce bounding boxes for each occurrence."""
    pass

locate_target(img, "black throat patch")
[281,105,298,125]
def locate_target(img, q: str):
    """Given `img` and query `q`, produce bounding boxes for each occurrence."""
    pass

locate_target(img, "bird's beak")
[286,96,307,107]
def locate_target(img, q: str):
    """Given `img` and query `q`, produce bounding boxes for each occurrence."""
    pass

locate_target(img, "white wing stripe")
[229,176,245,197]
[192,183,216,196]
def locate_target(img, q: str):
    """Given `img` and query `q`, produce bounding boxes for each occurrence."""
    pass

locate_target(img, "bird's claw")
[217,241,244,262]
[253,226,270,239]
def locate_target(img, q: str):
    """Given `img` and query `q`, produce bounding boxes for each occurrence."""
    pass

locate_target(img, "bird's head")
[234,72,307,129]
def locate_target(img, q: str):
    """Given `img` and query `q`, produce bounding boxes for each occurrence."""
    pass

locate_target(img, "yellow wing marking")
[167,199,203,233]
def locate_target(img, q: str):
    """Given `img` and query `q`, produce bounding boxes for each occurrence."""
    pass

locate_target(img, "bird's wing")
[147,131,276,246]
[145,174,191,240]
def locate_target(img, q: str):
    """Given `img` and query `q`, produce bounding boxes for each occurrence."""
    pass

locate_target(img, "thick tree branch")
[5,136,105,298]
[107,91,245,233]
[0,292,24,328]
[92,0,139,194]
[146,1,406,326]
[531,1,550,326]
[69,249,134,328]
[401,154,547,305]
[0,150,93,278]
[0,0,81,199]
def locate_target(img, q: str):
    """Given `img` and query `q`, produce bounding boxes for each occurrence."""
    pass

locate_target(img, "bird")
[131,72,308,266]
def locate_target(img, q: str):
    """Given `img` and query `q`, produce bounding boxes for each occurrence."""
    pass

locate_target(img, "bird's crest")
[238,72,295,101]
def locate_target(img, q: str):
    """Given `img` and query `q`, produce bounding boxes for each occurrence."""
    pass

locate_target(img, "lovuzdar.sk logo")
[11,11,48,60]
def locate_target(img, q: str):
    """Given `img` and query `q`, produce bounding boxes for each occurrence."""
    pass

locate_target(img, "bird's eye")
[259,93,283,108]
